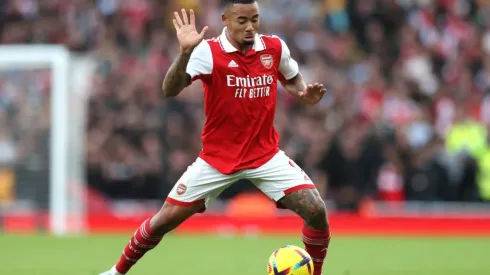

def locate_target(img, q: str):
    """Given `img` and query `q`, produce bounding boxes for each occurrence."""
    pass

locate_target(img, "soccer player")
[99,1,330,275]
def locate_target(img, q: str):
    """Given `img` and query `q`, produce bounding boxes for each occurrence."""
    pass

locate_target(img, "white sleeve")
[186,41,213,80]
[278,38,299,80]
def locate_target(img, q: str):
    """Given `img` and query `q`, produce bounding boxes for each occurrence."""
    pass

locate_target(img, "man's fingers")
[190,9,196,26]
[181,9,189,25]
[174,11,184,27]
[308,83,324,92]
[200,26,209,37]
[172,19,180,31]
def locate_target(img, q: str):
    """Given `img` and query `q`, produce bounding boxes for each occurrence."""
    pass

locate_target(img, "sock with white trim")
[114,218,164,274]
[302,225,331,275]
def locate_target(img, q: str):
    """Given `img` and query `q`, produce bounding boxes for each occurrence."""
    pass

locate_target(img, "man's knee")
[150,201,203,234]
[303,199,329,230]
[280,188,330,230]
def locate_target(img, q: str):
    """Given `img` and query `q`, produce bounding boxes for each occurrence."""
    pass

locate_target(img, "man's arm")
[161,52,192,97]
[277,38,325,104]
[280,73,310,104]
[161,40,212,97]
[162,8,209,97]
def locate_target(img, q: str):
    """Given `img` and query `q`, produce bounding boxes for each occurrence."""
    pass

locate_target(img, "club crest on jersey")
[260,54,273,69]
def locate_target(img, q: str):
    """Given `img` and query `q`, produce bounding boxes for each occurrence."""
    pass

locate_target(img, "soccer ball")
[267,245,314,275]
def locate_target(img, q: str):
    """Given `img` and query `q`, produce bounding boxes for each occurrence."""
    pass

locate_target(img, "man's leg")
[108,202,203,275]
[279,188,331,275]
[100,158,239,275]
[248,151,330,275]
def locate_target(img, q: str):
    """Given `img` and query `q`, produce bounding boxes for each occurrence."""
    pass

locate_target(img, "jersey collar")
[219,27,266,53]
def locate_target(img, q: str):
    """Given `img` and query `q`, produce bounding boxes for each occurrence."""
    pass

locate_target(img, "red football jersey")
[185,28,299,175]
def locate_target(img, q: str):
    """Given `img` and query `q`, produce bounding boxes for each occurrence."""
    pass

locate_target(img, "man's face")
[222,2,260,46]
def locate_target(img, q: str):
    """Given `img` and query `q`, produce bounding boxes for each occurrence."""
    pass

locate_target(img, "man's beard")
[242,40,254,46]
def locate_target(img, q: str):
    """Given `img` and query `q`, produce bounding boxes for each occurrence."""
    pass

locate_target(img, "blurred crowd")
[2,0,490,210]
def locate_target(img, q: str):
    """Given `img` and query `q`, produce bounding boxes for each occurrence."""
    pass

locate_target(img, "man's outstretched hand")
[297,83,327,104]
[172,9,208,54]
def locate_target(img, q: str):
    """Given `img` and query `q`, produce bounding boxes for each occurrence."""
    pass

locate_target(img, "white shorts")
[166,151,316,212]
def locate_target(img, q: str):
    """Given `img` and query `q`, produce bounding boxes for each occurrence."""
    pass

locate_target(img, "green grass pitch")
[0,234,488,274]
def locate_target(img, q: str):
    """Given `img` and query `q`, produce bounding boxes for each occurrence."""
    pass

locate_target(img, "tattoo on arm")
[161,52,192,97]
[282,73,307,98]
[278,188,328,230]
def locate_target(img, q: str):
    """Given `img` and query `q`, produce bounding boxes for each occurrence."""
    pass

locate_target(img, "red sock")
[115,218,164,274]
[302,225,331,275]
